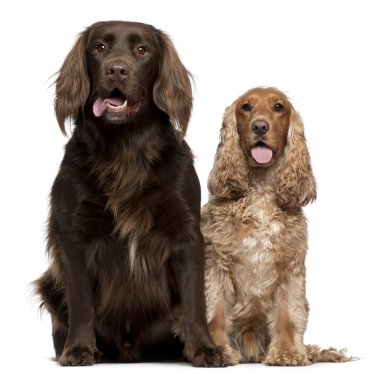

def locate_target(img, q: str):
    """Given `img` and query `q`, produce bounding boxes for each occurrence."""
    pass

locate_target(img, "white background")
[0,0,378,372]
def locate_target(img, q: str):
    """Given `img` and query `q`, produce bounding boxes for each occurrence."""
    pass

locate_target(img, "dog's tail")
[306,345,354,363]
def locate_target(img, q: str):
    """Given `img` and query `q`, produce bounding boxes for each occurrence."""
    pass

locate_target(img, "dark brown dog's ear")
[54,30,89,135]
[276,108,317,210]
[153,32,192,141]
[207,104,250,199]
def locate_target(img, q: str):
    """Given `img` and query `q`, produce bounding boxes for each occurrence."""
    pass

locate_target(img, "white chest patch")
[234,194,284,298]
[236,240,276,298]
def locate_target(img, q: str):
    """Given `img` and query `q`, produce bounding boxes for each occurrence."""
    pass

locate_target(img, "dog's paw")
[264,348,311,366]
[58,346,96,366]
[220,345,240,366]
[191,345,236,367]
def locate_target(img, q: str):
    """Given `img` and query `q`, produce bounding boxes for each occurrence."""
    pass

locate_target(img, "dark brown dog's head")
[55,21,192,139]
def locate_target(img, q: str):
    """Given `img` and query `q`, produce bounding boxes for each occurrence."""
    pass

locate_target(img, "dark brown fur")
[35,21,228,367]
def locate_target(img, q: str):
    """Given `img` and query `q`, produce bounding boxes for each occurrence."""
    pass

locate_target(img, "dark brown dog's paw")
[58,346,96,366]
[191,346,234,367]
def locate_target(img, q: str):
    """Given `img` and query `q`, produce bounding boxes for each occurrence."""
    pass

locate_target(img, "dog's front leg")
[170,228,231,367]
[58,240,96,366]
[264,273,310,366]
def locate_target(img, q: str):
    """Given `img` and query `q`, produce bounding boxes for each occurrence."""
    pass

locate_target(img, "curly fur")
[276,109,317,210]
[207,105,250,199]
[203,87,351,366]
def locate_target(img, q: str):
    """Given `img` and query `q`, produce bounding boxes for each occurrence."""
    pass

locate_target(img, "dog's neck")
[250,167,271,182]
[249,162,279,187]
[246,157,287,204]
[71,107,176,239]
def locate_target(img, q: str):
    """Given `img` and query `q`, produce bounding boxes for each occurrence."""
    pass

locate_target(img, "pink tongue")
[251,146,273,164]
[93,97,125,117]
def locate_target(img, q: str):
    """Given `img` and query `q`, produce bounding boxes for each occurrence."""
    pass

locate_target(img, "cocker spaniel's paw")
[58,345,96,366]
[191,345,235,367]
[264,348,311,366]
[220,344,240,366]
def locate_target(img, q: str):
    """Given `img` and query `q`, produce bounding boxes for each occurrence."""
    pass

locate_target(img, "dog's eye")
[136,46,147,56]
[242,103,252,112]
[96,43,106,53]
[274,103,284,112]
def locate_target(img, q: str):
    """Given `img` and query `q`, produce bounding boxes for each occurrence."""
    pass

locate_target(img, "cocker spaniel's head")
[208,87,316,210]
[235,87,292,168]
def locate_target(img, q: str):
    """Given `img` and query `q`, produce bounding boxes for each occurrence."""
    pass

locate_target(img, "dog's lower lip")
[106,99,128,112]
[104,101,143,124]
[93,97,142,118]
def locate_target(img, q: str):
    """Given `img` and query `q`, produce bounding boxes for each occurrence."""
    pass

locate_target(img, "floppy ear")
[276,108,317,210]
[153,32,192,141]
[54,31,90,135]
[207,104,250,199]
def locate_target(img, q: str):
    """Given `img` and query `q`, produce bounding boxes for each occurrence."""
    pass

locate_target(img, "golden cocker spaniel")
[202,87,351,365]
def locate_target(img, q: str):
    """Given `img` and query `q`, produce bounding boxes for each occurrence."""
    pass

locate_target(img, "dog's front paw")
[58,345,96,366]
[264,348,311,366]
[191,345,236,367]
[220,345,240,366]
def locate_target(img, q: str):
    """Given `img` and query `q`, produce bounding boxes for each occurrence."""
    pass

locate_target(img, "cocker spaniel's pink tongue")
[93,97,126,117]
[251,146,273,164]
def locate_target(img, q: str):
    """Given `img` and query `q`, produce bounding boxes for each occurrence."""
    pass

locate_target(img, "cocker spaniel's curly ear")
[207,104,250,199]
[153,32,192,141]
[54,31,90,135]
[276,108,317,210]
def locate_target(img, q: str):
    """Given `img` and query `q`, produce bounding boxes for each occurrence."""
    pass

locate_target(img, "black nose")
[106,62,129,82]
[252,120,269,135]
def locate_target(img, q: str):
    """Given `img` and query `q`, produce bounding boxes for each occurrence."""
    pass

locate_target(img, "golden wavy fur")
[203,87,351,365]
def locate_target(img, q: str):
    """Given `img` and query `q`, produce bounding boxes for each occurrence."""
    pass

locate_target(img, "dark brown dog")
[35,21,227,367]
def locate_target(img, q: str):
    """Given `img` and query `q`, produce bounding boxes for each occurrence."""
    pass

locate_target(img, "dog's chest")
[233,192,285,298]
[90,235,173,320]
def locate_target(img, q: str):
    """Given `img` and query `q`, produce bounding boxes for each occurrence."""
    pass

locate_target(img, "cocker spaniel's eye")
[274,103,284,112]
[242,103,252,112]
[96,43,106,53]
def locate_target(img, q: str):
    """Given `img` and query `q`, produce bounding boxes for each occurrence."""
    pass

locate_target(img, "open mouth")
[250,141,273,164]
[92,89,141,118]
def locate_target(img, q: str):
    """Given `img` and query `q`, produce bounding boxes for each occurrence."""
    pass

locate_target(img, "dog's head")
[208,87,316,210]
[235,87,292,168]
[54,21,192,140]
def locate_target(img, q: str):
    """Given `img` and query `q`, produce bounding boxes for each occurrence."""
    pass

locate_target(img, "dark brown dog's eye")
[274,103,284,112]
[96,43,106,53]
[242,103,252,112]
[136,46,147,56]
